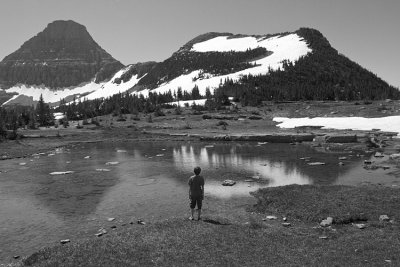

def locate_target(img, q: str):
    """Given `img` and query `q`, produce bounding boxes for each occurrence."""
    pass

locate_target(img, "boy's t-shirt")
[188,175,204,198]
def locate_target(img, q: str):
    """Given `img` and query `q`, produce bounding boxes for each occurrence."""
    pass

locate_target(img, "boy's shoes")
[189,216,194,220]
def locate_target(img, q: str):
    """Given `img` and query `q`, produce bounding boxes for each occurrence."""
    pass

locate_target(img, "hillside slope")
[0,20,122,89]
[1,25,398,107]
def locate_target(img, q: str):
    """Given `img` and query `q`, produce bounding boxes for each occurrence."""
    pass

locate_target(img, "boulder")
[389,153,400,160]
[320,217,333,227]
[379,215,390,222]
[263,215,278,220]
[307,162,325,166]
[353,223,366,229]
[222,180,236,186]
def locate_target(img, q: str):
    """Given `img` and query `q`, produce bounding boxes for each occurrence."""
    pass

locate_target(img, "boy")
[188,166,204,221]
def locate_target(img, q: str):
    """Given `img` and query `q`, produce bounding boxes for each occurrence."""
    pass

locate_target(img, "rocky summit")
[0,20,123,89]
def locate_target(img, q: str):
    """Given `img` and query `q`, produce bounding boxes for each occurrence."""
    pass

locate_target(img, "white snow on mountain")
[144,33,311,97]
[1,65,143,105]
[1,33,311,106]
[274,116,400,136]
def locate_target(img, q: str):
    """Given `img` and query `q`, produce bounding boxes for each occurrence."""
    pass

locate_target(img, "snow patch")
[144,33,311,97]
[274,116,400,136]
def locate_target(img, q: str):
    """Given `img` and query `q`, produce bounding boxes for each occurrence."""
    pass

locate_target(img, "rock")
[353,223,367,229]
[137,219,146,225]
[364,160,373,165]
[19,162,27,166]
[96,168,111,172]
[320,217,333,227]
[307,162,325,166]
[379,215,390,222]
[222,180,236,186]
[60,239,70,244]
[50,171,74,175]
[338,157,347,160]
[283,217,287,222]
[319,236,328,239]
[111,225,117,229]
[385,260,392,263]
[116,149,127,153]
[84,156,91,159]
[107,217,115,222]
[389,153,400,160]
[251,175,260,179]
[105,161,119,165]
[282,222,291,227]
[13,255,20,259]
[264,216,278,220]
[299,157,311,160]
[374,152,384,157]
[244,179,255,182]
[95,233,103,237]
[204,145,214,148]
[338,162,345,166]
[156,154,164,157]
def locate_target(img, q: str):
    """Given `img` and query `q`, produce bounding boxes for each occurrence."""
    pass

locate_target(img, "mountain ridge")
[0,22,398,107]
[0,20,123,90]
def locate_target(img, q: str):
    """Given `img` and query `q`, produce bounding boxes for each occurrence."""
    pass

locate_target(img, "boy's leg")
[197,199,202,220]
[189,198,195,220]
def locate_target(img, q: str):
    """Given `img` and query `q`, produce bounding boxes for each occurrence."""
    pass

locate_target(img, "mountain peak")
[0,20,123,88]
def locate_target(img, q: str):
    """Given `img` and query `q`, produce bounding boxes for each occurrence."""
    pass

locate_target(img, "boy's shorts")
[190,197,202,209]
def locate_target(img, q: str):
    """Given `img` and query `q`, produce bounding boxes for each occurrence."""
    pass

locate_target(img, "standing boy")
[188,166,205,220]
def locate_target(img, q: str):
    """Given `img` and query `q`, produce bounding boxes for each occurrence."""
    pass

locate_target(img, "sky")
[0,0,399,88]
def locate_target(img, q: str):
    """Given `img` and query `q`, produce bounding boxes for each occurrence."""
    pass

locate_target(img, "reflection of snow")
[274,116,400,136]
[172,144,311,197]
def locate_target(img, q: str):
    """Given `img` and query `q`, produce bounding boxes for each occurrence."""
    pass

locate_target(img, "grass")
[18,185,400,266]
[250,184,400,224]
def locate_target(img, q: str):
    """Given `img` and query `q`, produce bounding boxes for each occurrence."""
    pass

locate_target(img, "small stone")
[338,157,347,160]
[222,180,236,186]
[282,222,291,227]
[379,215,390,222]
[19,162,27,166]
[266,216,278,220]
[111,225,117,229]
[137,219,146,225]
[319,236,328,239]
[105,161,119,165]
[95,233,103,237]
[338,162,345,166]
[60,239,70,244]
[353,223,366,229]
[84,156,91,159]
[107,217,115,222]
[374,152,384,158]
[385,260,392,263]
[320,217,333,227]
[283,217,287,222]
[364,160,373,165]
[307,162,325,166]
[13,255,20,259]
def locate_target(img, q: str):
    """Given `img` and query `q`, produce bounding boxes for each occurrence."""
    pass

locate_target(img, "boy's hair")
[194,166,201,175]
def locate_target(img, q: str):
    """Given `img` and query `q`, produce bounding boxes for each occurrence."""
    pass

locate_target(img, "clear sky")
[0,0,399,87]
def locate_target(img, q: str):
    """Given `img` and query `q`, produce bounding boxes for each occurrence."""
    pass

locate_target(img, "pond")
[0,141,396,262]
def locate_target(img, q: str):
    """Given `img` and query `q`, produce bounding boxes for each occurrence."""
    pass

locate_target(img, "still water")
[0,141,396,262]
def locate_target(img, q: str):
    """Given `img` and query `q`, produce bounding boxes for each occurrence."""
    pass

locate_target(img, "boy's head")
[194,166,201,175]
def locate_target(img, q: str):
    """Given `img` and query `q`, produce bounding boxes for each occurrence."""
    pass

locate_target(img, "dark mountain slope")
[0,20,123,89]
[216,28,400,103]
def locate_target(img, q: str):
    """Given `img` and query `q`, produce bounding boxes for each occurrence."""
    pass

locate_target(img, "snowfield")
[144,33,311,97]
[1,65,143,105]
[274,116,400,136]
